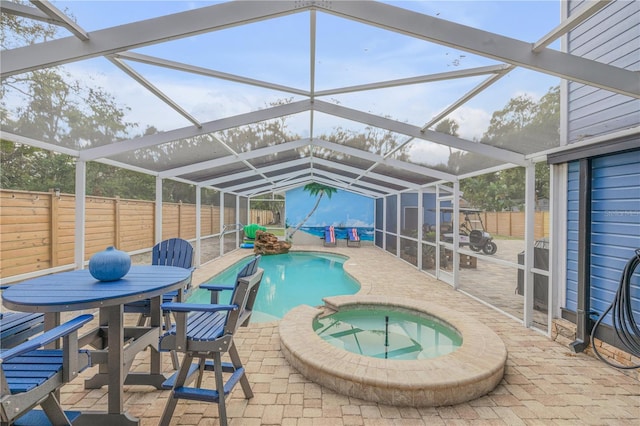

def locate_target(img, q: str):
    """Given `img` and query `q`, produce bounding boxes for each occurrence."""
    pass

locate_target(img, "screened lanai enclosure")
[2,0,639,339]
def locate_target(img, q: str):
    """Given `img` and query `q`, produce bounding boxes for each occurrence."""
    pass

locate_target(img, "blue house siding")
[566,0,640,142]
[565,150,640,327]
[566,161,580,312]
[589,150,640,326]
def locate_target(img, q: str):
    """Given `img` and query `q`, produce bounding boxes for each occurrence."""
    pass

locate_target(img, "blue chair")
[124,238,194,369]
[0,314,93,425]
[158,255,263,426]
[0,285,45,349]
[124,238,194,324]
[0,312,45,349]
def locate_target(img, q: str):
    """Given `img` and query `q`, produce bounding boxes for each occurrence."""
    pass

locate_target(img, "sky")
[13,1,563,164]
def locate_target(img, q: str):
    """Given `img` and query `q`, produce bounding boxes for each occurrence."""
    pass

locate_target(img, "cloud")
[449,107,492,141]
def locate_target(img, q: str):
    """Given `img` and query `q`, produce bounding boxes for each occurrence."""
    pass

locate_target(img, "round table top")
[2,265,192,313]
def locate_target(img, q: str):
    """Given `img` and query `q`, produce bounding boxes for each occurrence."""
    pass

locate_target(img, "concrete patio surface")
[59,245,639,425]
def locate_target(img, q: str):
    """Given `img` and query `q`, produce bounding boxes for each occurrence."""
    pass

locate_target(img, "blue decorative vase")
[89,246,131,281]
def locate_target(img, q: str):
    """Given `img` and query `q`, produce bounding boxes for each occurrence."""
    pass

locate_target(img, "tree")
[459,86,559,211]
[1,7,138,196]
[287,183,337,239]
[250,193,285,225]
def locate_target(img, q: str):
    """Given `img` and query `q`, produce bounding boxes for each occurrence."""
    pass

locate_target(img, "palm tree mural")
[288,183,337,239]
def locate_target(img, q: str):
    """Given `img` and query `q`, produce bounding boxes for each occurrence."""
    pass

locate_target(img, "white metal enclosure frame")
[2,1,638,334]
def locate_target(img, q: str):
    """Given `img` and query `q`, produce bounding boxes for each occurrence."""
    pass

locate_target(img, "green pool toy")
[243,223,266,239]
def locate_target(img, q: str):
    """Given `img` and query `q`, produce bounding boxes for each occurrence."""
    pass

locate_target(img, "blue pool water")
[314,309,462,360]
[188,252,360,322]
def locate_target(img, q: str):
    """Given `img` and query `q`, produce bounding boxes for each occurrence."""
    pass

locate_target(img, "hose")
[590,248,640,369]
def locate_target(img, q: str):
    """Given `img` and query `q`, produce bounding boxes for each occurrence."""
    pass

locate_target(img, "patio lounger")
[347,228,361,247]
[158,255,263,426]
[0,314,93,426]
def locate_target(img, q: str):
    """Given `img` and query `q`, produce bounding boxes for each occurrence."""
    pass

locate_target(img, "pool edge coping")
[279,294,508,407]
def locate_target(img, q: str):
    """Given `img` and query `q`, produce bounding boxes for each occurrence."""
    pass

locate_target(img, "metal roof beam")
[384,65,515,160]
[1,2,65,25]
[2,1,304,77]
[271,167,395,194]
[315,64,511,97]
[312,157,419,189]
[198,158,310,186]
[272,174,382,197]
[311,175,384,197]
[29,0,89,40]
[533,0,612,52]
[420,66,515,132]
[321,1,639,98]
[113,52,309,97]
[313,100,526,167]
[312,138,456,182]
[107,57,202,128]
[80,99,312,160]
[160,139,310,178]
[0,131,79,157]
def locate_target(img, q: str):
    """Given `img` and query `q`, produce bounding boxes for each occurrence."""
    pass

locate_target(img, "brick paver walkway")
[60,246,639,425]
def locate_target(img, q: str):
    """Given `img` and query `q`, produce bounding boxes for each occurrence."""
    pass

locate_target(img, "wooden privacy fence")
[0,189,273,278]
[480,211,549,240]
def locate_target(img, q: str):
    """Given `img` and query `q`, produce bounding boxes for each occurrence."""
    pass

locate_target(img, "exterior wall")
[565,161,580,312]
[559,1,639,365]
[566,0,640,142]
[589,151,640,324]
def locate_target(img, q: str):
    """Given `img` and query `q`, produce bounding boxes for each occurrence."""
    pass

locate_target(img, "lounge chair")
[347,228,361,247]
[324,226,337,246]
[0,314,94,425]
[158,255,263,426]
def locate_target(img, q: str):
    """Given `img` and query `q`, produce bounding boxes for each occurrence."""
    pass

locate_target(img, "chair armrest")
[0,314,94,363]
[161,302,238,313]
[199,284,235,292]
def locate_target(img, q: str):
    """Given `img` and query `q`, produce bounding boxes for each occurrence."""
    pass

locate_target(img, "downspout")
[570,158,592,352]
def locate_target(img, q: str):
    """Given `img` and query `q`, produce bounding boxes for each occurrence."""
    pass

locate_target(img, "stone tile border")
[279,294,507,407]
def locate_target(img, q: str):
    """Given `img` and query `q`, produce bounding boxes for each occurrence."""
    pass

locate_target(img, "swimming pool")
[188,252,360,322]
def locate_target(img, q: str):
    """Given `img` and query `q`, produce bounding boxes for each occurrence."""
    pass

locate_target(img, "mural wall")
[285,187,374,241]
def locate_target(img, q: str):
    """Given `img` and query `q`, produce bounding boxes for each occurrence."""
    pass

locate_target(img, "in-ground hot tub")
[279,295,507,407]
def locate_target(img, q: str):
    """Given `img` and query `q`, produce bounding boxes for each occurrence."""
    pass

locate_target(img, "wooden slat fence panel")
[118,199,154,252]
[180,204,197,240]
[162,203,180,241]
[85,197,116,257]
[0,189,551,279]
[0,191,52,276]
[57,195,76,266]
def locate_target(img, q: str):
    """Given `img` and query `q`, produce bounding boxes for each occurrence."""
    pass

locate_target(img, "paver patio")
[58,246,639,425]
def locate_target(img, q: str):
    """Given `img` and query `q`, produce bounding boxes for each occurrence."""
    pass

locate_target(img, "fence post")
[178,201,183,238]
[50,190,59,267]
[115,196,121,249]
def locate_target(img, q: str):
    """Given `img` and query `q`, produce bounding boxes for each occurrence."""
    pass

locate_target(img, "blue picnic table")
[2,265,193,426]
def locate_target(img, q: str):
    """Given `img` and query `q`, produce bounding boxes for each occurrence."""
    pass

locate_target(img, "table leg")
[108,305,125,415]
[75,305,140,426]
[43,312,61,348]
[150,294,161,374]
